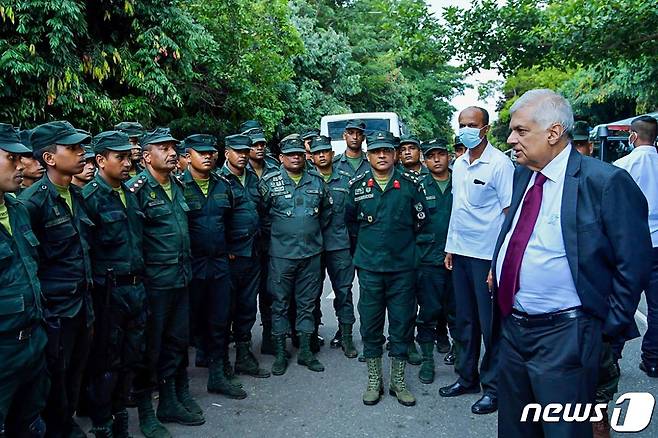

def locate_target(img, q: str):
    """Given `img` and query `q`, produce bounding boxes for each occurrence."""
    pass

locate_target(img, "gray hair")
[510,89,574,136]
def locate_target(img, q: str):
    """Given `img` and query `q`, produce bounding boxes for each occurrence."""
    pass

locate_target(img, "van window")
[327,119,391,140]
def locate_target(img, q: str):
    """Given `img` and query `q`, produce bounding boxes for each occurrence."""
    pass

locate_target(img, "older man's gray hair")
[510,89,574,137]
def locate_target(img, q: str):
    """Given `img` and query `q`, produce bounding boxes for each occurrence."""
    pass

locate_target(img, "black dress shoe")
[472,394,498,414]
[444,345,455,365]
[640,361,658,378]
[439,381,480,397]
[330,329,342,348]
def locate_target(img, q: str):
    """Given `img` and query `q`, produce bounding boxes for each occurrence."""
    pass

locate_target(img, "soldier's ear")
[42,150,56,167]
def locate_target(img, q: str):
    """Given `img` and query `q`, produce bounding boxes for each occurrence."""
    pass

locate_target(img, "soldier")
[453,135,466,160]
[0,124,49,438]
[72,145,96,188]
[241,120,279,170]
[572,121,593,156]
[414,138,456,384]
[129,128,204,438]
[302,129,320,163]
[115,122,146,177]
[19,121,94,437]
[309,135,358,358]
[345,130,427,407]
[17,129,45,194]
[399,135,428,176]
[333,119,370,178]
[174,143,189,177]
[82,130,148,437]
[259,135,332,375]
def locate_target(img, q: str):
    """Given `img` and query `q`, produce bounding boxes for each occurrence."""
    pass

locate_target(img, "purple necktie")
[498,172,548,316]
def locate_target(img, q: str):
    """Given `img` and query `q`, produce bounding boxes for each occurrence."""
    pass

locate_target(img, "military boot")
[271,335,289,376]
[418,342,435,384]
[112,410,132,438]
[156,378,205,426]
[235,341,271,378]
[223,356,243,388]
[389,358,416,406]
[297,333,325,372]
[261,323,275,356]
[340,323,358,358]
[362,357,384,405]
[207,361,247,399]
[91,420,114,438]
[175,370,204,417]
[136,392,171,438]
[407,342,422,365]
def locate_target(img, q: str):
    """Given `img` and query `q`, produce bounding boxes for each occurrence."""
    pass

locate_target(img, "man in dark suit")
[491,89,653,438]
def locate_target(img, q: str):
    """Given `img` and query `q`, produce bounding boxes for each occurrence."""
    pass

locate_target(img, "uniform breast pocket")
[304,189,322,216]
[22,229,40,259]
[99,210,129,244]
[43,218,78,258]
[0,240,14,270]
[466,179,494,207]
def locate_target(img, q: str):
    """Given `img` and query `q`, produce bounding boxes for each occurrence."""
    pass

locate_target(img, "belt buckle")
[17,328,30,341]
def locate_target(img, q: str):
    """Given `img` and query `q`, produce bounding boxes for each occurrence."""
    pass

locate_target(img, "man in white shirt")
[614,115,658,378]
[439,106,514,415]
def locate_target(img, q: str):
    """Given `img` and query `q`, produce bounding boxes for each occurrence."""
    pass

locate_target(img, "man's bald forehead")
[459,106,489,126]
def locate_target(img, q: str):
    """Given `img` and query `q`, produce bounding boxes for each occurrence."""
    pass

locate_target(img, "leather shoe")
[444,345,455,365]
[330,329,342,349]
[439,381,480,397]
[472,394,498,414]
[640,361,658,378]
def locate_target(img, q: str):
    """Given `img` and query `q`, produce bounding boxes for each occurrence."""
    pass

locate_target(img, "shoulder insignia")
[348,172,368,187]
[128,175,148,193]
[215,173,230,185]
[262,170,281,182]
[82,181,99,199]
[172,175,185,188]
[401,172,419,184]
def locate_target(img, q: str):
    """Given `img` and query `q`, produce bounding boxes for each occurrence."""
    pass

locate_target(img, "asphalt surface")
[79,279,658,437]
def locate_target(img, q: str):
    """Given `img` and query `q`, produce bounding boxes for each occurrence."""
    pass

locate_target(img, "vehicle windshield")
[327,119,391,140]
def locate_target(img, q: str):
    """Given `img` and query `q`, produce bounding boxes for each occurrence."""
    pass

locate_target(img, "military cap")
[83,145,95,160]
[302,129,320,140]
[279,134,306,154]
[239,120,262,134]
[224,134,252,151]
[114,121,145,138]
[399,134,420,148]
[245,128,266,144]
[0,123,31,154]
[421,138,449,154]
[183,134,217,153]
[93,130,133,154]
[78,129,92,145]
[140,127,179,148]
[366,130,396,150]
[454,135,464,148]
[572,121,591,141]
[30,120,91,151]
[309,135,332,153]
[344,119,366,131]
[19,129,33,152]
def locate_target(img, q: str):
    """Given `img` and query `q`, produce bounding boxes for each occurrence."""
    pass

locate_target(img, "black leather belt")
[0,324,36,342]
[511,307,584,327]
[114,274,142,286]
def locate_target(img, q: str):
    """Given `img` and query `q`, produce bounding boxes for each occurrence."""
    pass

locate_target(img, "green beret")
[31,121,91,150]
[140,127,179,148]
[399,134,420,148]
[572,121,591,141]
[302,129,320,140]
[309,135,332,153]
[183,134,217,153]
[93,131,133,154]
[366,130,395,150]
[345,119,366,131]
[280,134,305,154]
[0,123,31,154]
[114,121,145,138]
[224,134,252,150]
[421,138,449,154]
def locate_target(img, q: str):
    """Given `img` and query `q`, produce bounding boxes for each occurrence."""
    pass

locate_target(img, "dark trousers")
[43,308,93,436]
[288,293,322,335]
[190,269,231,362]
[0,326,49,437]
[595,342,620,404]
[270,255,322,335]
[642,247,658,365]
[416,265,455,344]
[135,287,189,392]
[452,254,498,395]
[358,268,415,359]
[257,251,272,327]
[498,313,601,438]
[87,283,147,426]
[230,255,261,342]
[324,249,356,325]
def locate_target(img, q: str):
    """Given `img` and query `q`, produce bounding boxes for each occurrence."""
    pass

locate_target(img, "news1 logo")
[520,392,655,432]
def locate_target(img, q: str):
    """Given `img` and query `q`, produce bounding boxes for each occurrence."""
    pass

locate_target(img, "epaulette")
[17,182,47,207]
[172,174,185,188]
[127,174,148,193]
[348,171,369,187]
[401,171,420,185]
[215,172,230,185]
[332,154,342,163]
[262,170,282,182]
[82,181,100,199]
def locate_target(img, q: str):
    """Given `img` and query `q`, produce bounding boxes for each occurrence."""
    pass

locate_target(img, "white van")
[320,112,407,155]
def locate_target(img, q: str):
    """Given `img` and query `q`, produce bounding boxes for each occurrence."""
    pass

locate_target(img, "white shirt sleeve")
[494,158,515,209]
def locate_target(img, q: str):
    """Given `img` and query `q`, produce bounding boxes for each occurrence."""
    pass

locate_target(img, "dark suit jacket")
[492,147,653,339]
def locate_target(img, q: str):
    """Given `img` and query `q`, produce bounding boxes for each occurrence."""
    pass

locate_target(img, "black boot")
[207,361,247,399]
[271,335,288,376]
[112,409,132,438]
[136,392,171,438]
[156,378,205,426]
[175,370,203,417]
[260,323,275,356]
[235,341,270,378]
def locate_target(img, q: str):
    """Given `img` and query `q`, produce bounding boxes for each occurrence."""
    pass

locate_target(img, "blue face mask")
[458,126,484,149]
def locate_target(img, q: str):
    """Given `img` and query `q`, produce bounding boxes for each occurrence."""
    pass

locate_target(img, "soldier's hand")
[228,254,236,261]
[444,253,453,271]
[486,269,493,294]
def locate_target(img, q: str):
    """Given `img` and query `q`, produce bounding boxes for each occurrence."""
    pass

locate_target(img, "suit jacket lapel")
[561,147,581,286]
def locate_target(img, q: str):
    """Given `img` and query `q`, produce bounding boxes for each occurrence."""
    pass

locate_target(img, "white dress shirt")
[445,142,514,260]
[614,145,658,248]
[496,144,581,314]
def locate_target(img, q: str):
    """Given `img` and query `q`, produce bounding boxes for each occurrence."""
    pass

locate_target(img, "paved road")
[80,279,658,437]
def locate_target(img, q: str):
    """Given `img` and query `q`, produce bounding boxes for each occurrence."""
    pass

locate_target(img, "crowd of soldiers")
[0,117,460,438]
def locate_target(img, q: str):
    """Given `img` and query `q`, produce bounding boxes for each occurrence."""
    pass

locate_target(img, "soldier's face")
[20,156,45,180]
[454,146,466,158]
[43,143,86,176]
[400,144,420,167]
[130,143,142,162]
[424,150,449,177]
[226,148,249,170]
[573,140,593,156]
[74,158,96,182]
[144,142,178,172]
[311,149,334,169]
[250,141,266,160]
[0,149,25,193]
[97,151,131,182]
[280,152,305,173]
[343,129,364,151]
[367,148,395,172]
[304,140,312,161]
[189,149,216,173]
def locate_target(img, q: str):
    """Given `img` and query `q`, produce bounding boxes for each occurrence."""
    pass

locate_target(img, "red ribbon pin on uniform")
[367,178,374,188]
[393,180,400,189]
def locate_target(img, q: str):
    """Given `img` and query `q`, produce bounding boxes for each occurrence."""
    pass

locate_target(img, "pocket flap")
[23,230,39,247]
[99,210,127,223]
[0,241,13,260]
